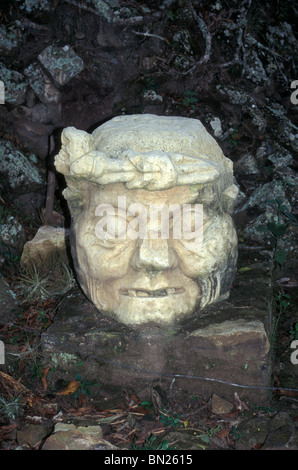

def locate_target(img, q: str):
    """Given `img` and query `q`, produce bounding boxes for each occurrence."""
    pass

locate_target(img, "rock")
[142,89,163,105]
[235,416,269,450]
[211,394,234,415]
[91,0,119,23]
[18,0,51,15]
[216,85,249,106]
[17,423,53,448]
[0,138,44,191]
[269,411,294,430]
[173,55,191,71]
[20,226,70,269]
[154,430,208,451]
[0,64,28,106]
[267,146,293,170]
[38,45,84,87]
[41,423,103,450]
[263,425,296,450]
[210,117,223,138]
[0,25,22,57]
[172,29,194,55]
[244,46,270,85]
[0,215,27,255]
[234,154,260,177]
[189,319,270,353]
[265,103,298,151]
[241,181,288,213]
[240,212,277,246]
[24,62,61,105]
[0,274,18,324]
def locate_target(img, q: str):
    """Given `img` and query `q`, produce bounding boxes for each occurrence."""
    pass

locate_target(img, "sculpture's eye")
[94,208,129,242]
[180,205,204,241]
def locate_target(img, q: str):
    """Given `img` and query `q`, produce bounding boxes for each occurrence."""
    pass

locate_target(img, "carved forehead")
[92,114,225,163]
[87,182,200,207]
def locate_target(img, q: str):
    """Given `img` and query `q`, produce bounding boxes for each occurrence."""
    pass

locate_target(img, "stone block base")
[41,255,274,404]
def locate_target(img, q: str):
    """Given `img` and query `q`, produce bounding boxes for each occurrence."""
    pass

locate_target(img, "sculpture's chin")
[89,281,200,326]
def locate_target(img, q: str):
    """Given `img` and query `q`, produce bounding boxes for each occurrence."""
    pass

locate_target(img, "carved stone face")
[72,182,237,325]
[55,114,238,326]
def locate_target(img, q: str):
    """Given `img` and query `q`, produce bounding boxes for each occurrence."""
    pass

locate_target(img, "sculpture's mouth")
[119,287,185,298]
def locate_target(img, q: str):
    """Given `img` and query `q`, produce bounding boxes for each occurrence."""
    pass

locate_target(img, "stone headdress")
[55,114,238,215]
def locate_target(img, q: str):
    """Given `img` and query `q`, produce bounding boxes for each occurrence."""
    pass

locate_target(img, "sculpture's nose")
[132,238,176,271]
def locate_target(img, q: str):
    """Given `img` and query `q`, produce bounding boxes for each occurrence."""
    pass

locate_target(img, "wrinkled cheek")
[171,236,231,279]
[172,247,215,279]
[75,233,133,280]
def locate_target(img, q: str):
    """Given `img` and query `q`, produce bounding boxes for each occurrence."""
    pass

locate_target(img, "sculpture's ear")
[222,184,239,214]
[62,184,87,217]
[54,127,94,218]
[55,127,94,176]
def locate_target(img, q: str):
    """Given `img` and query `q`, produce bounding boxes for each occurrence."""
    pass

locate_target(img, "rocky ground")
[0,0,298,451]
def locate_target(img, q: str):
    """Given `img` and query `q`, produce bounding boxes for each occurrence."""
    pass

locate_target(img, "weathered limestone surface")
[54,114,239,326]
[41,249,273,403]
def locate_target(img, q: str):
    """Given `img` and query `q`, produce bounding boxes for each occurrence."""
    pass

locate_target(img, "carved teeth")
[136,290,149,297]
[120,288,184,297]
[128,289,137,297]
[167,288,176,295]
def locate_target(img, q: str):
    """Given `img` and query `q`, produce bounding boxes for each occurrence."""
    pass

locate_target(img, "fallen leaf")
[57,380,80,396]
[42,367,50,391]
[218,428,230,439]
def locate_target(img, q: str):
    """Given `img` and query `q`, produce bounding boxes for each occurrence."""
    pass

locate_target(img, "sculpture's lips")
[119,287,185,298]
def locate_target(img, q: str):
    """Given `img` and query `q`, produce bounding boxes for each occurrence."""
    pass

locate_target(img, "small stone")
[41,424,103,450]
[143,89,163,104]
[38,45,84,86]
[234,154,260,177]
[0,25,22,56]
[190,319,270,354]
[211,394,234,415]
[0,63,28,106]
[24,62,61,105]
[17,423,53,448]
[0,215,26,254]
[20,226,70,270]
[18,0,51,14]
[0,138,43,190]
[210,117,223,137]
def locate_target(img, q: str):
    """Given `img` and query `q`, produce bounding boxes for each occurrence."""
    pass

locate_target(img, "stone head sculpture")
[55,114,238,326]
